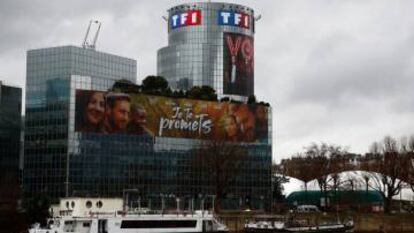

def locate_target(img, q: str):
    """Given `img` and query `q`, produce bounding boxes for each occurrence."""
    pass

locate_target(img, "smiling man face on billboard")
[104,93,131,134]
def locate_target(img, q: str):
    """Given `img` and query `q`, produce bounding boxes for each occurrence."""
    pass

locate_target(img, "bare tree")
[404,135,414,193]
[304,143,349,208]
[192,140,247,213]
[362,136,409,213]
[271,164,290,203]
[280,154,315,192]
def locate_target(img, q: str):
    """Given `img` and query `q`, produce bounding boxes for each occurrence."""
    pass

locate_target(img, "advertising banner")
[223,32,254,96]
[75,90,268,143]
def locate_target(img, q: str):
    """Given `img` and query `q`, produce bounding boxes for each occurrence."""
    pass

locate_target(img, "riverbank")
[218,212,414,233]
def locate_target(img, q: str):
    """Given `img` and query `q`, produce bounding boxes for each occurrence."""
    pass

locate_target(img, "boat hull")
[245,225,353,233]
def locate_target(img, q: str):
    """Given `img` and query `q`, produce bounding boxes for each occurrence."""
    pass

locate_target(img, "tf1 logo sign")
[218,11,251,29]
[170,10,202,30]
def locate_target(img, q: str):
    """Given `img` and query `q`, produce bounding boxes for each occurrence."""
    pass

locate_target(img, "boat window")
[65,201,69,209]
[96,201,103,208]
[86,200,92,209]
[71,201,75,208]
[203,220,214,232]
[98,219,107,233]
[63,221,75,232]
[83,222,91,227]
[120,220,197,229]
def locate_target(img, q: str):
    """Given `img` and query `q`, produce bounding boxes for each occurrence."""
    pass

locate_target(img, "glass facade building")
[0,81,22,209]
[158,2,255,101]
[23,46,137,199]
[24,9,271,208]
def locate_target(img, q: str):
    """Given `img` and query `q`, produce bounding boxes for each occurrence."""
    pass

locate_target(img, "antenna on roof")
[82,20,101,50]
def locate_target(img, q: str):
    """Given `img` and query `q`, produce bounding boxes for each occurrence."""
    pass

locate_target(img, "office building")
[24,2,271,209]
[23,46,137,199]
[158,2,256,101]
[0,81,22,209]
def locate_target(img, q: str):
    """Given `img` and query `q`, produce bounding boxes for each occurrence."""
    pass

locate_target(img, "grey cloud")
[1,0,414,160]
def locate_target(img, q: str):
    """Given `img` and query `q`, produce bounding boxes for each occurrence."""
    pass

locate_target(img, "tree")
[111,79,141,93]
[303,143,348,208]
[23,194,51,226]
[362,136,409,213]
[281,154,315,192]
[141,75,169,94]
[401,135,414,193]
[172,89,186,98]
[192,140,247,213]
[247,95,256,104]
[220,97,230,102]
[186,86,217,101]
[271,164,289,202]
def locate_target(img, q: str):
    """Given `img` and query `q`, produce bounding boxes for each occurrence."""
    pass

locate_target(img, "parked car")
[295,205,320,213]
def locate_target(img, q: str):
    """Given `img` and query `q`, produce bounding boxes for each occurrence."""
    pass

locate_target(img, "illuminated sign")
[170,10,201,29]
[218,10,250,29]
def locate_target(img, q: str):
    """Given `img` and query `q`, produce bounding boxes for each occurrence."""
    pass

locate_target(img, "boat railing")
[115,209,213,217]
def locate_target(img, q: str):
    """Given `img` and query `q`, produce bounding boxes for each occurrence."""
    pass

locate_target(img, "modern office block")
[0,81,22,209]
[23,46,137,199]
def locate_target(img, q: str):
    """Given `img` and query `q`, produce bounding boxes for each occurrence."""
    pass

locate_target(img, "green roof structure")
[286,190,383,206]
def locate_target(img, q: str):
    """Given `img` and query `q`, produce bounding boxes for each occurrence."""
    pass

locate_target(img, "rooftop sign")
[218,10,251,29]
[170,10,202,29]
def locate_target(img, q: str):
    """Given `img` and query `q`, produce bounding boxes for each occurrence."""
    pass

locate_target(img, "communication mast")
[82,20,101,50]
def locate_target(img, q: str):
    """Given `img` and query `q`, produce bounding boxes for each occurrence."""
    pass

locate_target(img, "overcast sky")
[1,0,414,162]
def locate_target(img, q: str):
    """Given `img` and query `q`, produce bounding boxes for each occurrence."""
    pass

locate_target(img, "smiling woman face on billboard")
[75,91,106,132]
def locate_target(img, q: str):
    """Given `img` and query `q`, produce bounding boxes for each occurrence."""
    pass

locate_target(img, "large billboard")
[223,32,254,96]
[75,90,268,143]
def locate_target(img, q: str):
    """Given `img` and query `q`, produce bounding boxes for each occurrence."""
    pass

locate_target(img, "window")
[83,222,91,227]
[96,201,103,208]
[120,220,197,229]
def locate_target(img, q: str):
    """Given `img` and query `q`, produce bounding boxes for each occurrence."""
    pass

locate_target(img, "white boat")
[245,218,354,233]
[28,197,229,233]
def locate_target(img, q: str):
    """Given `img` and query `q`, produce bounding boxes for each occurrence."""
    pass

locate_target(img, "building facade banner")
[75,90,268,143]
[223,32,254,96]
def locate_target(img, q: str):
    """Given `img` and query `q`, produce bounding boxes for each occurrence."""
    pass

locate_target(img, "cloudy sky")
[1,0,414,162]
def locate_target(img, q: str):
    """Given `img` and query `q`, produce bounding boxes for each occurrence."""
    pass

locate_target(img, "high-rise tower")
[158,2,255,101]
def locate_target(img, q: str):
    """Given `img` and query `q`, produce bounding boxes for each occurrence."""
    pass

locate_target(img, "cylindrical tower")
[157,2,255,101]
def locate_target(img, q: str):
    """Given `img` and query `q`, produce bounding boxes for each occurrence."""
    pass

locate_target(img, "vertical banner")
[223,32,254,96]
